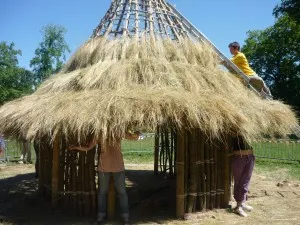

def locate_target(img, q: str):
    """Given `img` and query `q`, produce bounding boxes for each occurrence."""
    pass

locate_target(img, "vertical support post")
[107,176,116,219]
[154,126,159,175]
[52,135,60,208]
[187,129,197,213]
[176,129,185,218]
[224,135,233,207]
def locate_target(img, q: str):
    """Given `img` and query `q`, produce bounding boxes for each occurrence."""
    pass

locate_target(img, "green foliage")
[242,15,300,113]
[273,0,300,23]
[30,24,70,86]
[0,42,34,105]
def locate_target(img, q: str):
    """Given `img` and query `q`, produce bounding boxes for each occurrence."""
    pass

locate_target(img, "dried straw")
[0,37,298,141]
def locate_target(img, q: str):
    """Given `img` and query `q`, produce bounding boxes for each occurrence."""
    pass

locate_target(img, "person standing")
[69,131,140,225]
[20,139,32,164]
[231,135,255,217]
[0,134,5,160]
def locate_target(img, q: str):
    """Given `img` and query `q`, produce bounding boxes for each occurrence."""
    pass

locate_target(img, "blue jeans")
[97,171,129,220]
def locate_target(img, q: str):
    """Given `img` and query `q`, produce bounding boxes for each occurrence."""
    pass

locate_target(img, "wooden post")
[52,135,60,208]
[154,126,159,175]
[210,141,216,209]
[107,176,116,219]
[224,135,233,207]
[197,130,205,211]
[204,141,211,210]
[176,129,185,218]
[187,130,197,213]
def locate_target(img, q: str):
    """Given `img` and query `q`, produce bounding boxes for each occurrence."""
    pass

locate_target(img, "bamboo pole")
[204,140,211,210]
[107,176,116,219]
[224,135,233,207]
[176,129,185,218]
[210,141,216,209]
[219,138,226,208]
[215,139,221,208]
[165,128,171,175]
[71,152,77,215]
[78,152,84,216]
[38,138,44,196]
[170,130,175,176]
[88,148,96,215]
[197,130,205,211]
[160,126,165,173]
[52,135,60,208]
[64,148,71,213]
[58,137,66,210]
[134,0,139,39]
[187,130,197,213]
[123,0,132,36]
[154,126,159,175]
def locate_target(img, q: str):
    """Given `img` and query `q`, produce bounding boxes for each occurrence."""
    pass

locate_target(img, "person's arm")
[68,139,97,152]
[124,131,141,141]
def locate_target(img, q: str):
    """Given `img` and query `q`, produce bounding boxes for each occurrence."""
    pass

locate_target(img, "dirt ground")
[1,163,300,225]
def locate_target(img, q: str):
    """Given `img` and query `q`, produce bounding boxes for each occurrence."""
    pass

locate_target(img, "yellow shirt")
[231,52,255,76]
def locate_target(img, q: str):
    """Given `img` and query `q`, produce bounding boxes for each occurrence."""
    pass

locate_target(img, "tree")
[273,0,300,23]
[242,15,300,113]
[30,24,70,85]
[0,42,34,105]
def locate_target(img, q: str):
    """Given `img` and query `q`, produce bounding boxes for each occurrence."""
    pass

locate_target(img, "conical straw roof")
[0,1,298,141]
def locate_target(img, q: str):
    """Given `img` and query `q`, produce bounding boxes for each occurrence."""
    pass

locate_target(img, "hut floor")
[1,163,300,225]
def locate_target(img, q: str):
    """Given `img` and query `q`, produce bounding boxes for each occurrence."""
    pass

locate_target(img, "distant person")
[68,131,141,225]
[0,134,5,159]
[228,41,272,99]
[33,139,40,178]
[231,135,255,217]
[20,139,32,164]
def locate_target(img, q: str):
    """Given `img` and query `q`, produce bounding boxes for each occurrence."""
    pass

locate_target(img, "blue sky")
[0,0,280,69]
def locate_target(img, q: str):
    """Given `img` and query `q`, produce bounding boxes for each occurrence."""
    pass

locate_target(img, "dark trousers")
[232,154,255,203]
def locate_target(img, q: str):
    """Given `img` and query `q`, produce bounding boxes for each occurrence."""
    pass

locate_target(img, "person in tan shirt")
[69,131,140,225]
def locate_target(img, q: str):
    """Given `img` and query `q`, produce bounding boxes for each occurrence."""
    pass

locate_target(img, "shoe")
[233,206,248,217]
[242,203,253,212]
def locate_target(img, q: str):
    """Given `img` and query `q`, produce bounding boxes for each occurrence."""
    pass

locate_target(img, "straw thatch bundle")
[0,37,298,141]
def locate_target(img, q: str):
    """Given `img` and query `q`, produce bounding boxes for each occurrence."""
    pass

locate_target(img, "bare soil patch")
[0,163,300,225]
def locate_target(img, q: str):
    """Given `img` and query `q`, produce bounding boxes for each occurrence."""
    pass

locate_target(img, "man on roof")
[228,41,272,99]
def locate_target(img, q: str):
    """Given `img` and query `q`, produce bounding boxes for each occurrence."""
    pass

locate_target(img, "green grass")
[122,137,154,163]
[253,140,300,162]
[255,158,300,180]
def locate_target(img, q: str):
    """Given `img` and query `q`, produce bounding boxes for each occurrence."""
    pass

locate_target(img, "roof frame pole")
[166,3,254,85]
[104,0,123,37]
[158,0,181,40]
[134,0,139,39]
[115,0,127,36]
[154,0,170,39]
[123,0,133,36]
[144,0,148,32]
[92,0,118,37]
[164,2,188,38]
[148,0,155,39]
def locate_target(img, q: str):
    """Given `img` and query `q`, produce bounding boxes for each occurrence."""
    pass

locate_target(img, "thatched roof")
[0,38,297,141]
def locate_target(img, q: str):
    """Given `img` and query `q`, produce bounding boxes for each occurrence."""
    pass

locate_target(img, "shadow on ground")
[0,168,176,225]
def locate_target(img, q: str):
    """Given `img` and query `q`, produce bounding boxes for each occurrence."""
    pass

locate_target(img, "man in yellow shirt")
[228,42,272,99]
